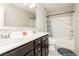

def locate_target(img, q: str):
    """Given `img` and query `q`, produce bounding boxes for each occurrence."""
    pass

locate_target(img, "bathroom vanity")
[0,33,49,56]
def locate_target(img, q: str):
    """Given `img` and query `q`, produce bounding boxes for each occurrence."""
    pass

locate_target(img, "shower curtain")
[49,14,73,40]
[48,13,75,50]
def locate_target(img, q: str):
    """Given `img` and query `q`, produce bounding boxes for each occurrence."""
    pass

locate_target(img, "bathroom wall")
[4,4,34,27]
[36,4,47,32]
[0,27,36,39]
[0,4,4,26]
[73,4,79,54]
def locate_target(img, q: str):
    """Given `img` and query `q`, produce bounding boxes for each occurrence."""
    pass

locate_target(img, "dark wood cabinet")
[42,41,46,56]
[1,34,49,56]
[24,50,34,56]
[34,38,41,47]
[35,44,41,54]
[42,35,49,56]
[34,38,41,56]
[45,39,49,56]
[1,41,34,56]
[35,51,41,56]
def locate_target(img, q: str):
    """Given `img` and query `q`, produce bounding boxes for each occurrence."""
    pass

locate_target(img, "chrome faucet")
[0,33,10,39]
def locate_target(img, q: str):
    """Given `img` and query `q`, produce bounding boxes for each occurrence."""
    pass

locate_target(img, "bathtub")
[49,37,75,50]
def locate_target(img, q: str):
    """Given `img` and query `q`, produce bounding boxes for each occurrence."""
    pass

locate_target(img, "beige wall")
[73,4,79,54]
[0,5,4,26]
[4,4,34,27]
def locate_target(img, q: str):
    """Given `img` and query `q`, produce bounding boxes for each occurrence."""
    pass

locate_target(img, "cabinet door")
[35,44,41,55]
[41,35,49,56]
[45,39,49,56]
[42,41,46,56]
[2,41,33,56]
[35,51,41,56]
[35,38,41,47]
[25,50,34,56]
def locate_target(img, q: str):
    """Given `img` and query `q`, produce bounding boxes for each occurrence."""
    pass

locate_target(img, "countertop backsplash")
[0,27,37,39]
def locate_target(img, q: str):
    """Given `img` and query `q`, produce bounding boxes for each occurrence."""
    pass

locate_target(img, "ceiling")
[41,3,74,15]
[11,3,74,16]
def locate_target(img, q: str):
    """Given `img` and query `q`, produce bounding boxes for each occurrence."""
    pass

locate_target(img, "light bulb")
[24,3,28,6]
[29,3,36,9]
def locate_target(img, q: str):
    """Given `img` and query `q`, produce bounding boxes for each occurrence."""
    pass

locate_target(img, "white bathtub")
[49,37,75,50]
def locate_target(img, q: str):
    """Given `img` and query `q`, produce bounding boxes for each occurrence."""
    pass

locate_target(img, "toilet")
[49,37,77,56]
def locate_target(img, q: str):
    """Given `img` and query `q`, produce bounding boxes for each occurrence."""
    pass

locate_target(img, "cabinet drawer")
[35,45,41,54]
[25,50,34,56]
[35,51,41,56]
[42,35,48,41]
[3,41,33,56]
[35,38,41,46]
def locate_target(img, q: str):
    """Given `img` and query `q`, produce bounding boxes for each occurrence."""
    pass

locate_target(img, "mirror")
[0,3,36,28]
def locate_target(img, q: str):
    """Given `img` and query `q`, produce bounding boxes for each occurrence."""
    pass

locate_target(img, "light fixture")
[24,3,36,9]
[24,3,28,6]
[29,3,36,9]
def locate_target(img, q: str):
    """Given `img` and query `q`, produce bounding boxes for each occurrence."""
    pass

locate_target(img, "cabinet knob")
[38,48,40,50]
[38,41,40,43]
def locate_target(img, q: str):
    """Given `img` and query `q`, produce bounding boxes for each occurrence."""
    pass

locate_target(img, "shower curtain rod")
[47,11,75,17]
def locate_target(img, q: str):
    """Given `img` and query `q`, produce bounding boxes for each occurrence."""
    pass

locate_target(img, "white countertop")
[0,32,48,55]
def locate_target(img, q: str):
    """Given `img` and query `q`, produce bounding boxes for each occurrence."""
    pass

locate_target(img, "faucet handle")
[7,33,10,38]
[5,33,10,38]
